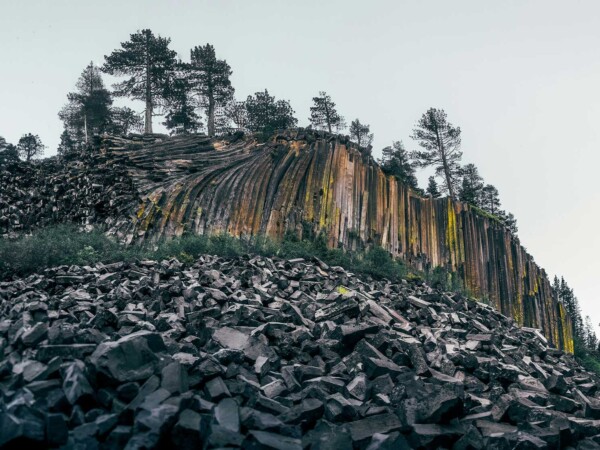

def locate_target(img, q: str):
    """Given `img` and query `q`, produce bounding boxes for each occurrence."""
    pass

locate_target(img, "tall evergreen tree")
[426,176,441,198]
[459,163,484,206]
[102,29,177,133]
[245,90,297,136]
[554,277,584,345]
[163,73,202,135]
[58,62,113,147]
[188,44,234,137]
[379,141,418,189]
[309,91,344,133]
[411,108,462,199]
[57,129,77,157]
[17,133,45,161]
[223,99,248,131]
[349,119,373,148]
[481,184,501,215]
[584,316,598,351]
[498,210,518,235]
[0,136,18,161]
[108,107,143,135]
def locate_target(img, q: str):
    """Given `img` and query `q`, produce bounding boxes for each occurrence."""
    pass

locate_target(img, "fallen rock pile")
[0,149,140,238]
[0,254,597,449]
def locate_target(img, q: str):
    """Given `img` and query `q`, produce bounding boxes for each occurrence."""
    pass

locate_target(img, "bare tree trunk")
[443,161,456,200]
[434,126,455,200]
[207,99,215,137]
[84,114,88,144]
[325,103,332,133]
[144,32,153,134]
[145,98,153,134]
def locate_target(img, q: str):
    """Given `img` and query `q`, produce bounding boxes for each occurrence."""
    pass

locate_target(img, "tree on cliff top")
[379,141,418,190]
[499,210,518,235]
[223,99,248,132]
[411,108,462,200]
[426,176,441,198]
[0,137,18,161]
[309,91,345,133]
[17,134,45,161]
[57,129,76,157]
[102,29,177,134]
[163,69,202,135]
[108,106,144,135]
[459,163,484,206]
[349,119,373,148]
[481,184,501,215]
[188,44,234,137]
[58,62,113,147]
[245,90,297,137]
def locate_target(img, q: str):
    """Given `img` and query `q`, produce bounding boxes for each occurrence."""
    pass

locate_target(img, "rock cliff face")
[104,130,572,352]
[0,130,573,351]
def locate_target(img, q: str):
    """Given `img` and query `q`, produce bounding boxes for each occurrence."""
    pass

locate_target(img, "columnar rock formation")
[105,130,573,352]
[0,130,573,351]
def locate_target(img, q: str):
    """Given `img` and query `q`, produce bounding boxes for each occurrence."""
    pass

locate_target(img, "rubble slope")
[0,255,597,449]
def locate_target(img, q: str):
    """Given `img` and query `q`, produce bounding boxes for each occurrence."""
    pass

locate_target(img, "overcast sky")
[1,0,599,326]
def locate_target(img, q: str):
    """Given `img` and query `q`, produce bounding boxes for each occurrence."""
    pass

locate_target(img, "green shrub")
[0,224,128,277]
[0,226,409,286]
[425,266,464,292]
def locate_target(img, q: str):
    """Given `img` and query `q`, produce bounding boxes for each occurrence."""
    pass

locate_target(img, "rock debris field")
[1,254,599,449]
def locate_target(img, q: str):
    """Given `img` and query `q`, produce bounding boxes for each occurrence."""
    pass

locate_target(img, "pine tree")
[379,141,418,189]
[426,176,442,198]
[58,62,113,148]
[481,184,501,215]
[188,44,234,137]
[0,136,18,161]
[57,129,77,157]
[309,91,344,133]
[459,163,484,206]
[223,99,248,131]
[17,133,45,161]
[102,29,177,133]
[411,108,462,199]
[584,316,598,350]
[245,90,297,136]
[163,73,202,135]
[498,210,518,235]
[0,136,19,160]
[108,107,143,135]
[349,119,373,148]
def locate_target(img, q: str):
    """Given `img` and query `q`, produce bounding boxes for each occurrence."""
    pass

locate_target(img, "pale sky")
[1,1,599,327]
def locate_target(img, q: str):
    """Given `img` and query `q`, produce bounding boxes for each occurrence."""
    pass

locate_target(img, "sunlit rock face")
[103,130,572,352]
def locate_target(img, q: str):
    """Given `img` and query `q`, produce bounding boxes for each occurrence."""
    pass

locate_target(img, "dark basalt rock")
[0,254,597,448]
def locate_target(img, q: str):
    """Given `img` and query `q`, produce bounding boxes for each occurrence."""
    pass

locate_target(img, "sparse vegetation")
[0,225,411,283]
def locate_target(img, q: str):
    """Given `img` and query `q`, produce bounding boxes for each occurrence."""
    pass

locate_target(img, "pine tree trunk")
[444,163,455,200]
[144,31,153,134]
[145,98,153,134]
[208,99,215,137]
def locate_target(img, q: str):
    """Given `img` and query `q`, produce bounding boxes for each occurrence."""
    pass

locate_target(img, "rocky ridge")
[0,254,598,449]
